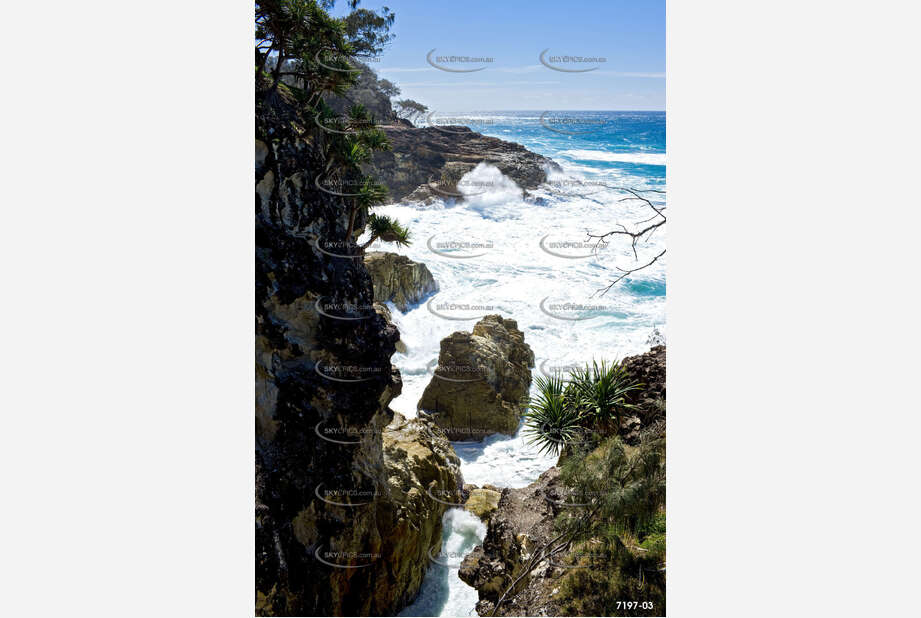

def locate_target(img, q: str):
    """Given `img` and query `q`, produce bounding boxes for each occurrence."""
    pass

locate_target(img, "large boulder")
[465,488,502,520]
[364,251,438,312]
[458,468,563,616]
[417,315,534,441]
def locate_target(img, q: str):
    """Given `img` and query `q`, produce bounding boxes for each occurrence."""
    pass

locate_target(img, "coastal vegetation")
[552,429,666,616]
[523,360,642,456]
[508,360,666,616]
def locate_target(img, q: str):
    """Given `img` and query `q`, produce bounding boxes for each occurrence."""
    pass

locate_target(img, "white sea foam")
[371,160,665,617]
[559,148,666,166]
[398,509,486,617]
[369,162,665,429]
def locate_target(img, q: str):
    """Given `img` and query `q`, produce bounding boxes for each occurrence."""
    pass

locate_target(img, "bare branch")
[581,187,666,295]
[592,249,666,298]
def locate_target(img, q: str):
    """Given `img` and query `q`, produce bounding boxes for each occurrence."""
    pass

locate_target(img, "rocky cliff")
[372,125,560,202]
[256,81,460,616]
[417,315,535,441]
[622,344,666,428]
[364,251,439,312]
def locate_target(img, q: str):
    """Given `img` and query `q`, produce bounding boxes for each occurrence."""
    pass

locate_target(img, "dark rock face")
[324,62,397,124]
[417,315,535,441]
[372,125,560,202]
[255,84,456,616]
[622,345,666,428]
[378,413,463,612]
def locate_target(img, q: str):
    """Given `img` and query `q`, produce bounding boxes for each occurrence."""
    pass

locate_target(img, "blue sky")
[331,0,664,111]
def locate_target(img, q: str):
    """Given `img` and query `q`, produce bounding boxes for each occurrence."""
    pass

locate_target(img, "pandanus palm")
[361,213,410,249]
[523,375,584,456]
[568,361,642,433]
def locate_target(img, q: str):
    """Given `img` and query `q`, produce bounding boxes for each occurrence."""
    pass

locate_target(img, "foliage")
[342,7,395,56]
[394,99,428,124]
[552,430,666,616]
[567,360,642,432]
[255,1,404,243]
[523,360,641,456]
[362,213,410,248]
[522,374,583,456]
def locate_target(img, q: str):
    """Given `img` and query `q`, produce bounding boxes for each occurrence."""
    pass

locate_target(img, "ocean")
[362,111,666,617]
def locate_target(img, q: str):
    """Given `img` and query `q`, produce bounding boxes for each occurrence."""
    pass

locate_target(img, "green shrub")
[552,431,666,616]
[523,374,584,456]
[568,360,642,433]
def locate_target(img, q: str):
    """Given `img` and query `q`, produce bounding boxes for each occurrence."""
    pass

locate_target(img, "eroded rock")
[364,251,438,312]
[465,488,502,520]
[373,125,560,202]
[622,345,666,428]
[417,315,534,441]
[376,413,463,612]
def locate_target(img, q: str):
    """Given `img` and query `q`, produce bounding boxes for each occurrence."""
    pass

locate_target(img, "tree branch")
[583,187,666,296]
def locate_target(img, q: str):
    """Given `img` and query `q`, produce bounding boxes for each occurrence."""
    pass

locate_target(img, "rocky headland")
[372,125,560,203]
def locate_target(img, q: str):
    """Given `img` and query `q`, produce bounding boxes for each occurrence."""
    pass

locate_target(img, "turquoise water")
[431,110,664,187]
[376,111,665,617]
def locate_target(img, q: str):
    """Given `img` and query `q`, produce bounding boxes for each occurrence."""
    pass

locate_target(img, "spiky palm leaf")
[568,360,642,431]
[364,213,410,247]
[357,127,391,152]
[523,374,584,456]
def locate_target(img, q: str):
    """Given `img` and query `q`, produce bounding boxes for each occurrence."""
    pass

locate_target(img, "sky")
[330,0,665,111]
